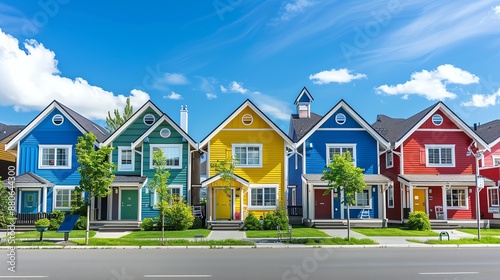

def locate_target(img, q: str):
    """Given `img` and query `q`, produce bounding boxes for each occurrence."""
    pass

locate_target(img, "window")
[493,156,500,167]
[150,144,183,169]
[54,188,71,209]
[388,184,394,208]
[39,145,72,169]
[152,185,183,208]
[242,114,253,125]
[432,114,443,126]
[335,113,346,125]
[233,144,262,167]
[288,186,296,206]
[488,187,499,207]
[143,114,155,126]
[160,128,171,138]
[52,114,64,125]
[248,184,278,209]
[426,145,455,167]
[118,147,134,171]
[355,189,370,207]
[386,151,394,168]
[446,188,467,209]
[326,144,356,165]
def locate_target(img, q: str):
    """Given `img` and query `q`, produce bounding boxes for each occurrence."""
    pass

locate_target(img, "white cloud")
[206,93,217,100]
[493,5,500,14]
[249,92,292,121]
[220,85,228,93]
[0,29,150,120]
[163,73,189,85]
[278,0,316,21]
[461,89,500,107]
[375,64,479,101]
[309,68,367,84]
[229,81,248,94]
[164,91,182,100]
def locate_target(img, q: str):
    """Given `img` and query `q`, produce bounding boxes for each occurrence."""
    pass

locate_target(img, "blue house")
[5,101,108,215]
[99,102,197,222]
[288,88,392,226]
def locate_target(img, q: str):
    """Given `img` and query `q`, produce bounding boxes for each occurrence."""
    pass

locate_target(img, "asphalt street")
[1,248,499,280]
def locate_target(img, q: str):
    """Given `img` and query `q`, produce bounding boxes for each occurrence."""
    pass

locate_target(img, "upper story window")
[242,114,253,126]
[432,114,443,126]
[386,151,394,168]
[426,145,455,167]
[233,144,262,167]
[446,188,467,209]
[335,113,346,125]
[52,114,64,126]
[118,147,134,171]
[150,144,182,169]
[493,156,500,167]
[143,114,155,126]
[326,144,356,165]
[39,145,72,169]
[387,184,394,208]
[160,128,171,138]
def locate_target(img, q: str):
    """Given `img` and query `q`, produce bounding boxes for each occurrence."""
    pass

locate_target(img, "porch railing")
[288,206,303,217]
[15,213,53,225]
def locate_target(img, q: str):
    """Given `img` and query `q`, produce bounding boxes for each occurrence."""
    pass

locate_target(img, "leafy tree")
[76,132,115,245]
[0,178,15,228]
[106,97,133,132]
[148,149,171,245]
[322,151,365,241]
[210,157,237,219]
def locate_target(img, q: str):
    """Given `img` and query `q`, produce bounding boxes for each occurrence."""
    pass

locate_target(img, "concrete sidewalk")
[207,230,246,240]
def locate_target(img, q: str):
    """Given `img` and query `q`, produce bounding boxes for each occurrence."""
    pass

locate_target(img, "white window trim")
[38,145,72,169]
[326,143,357,166]
[386,151,394,169]
[232,144,263,168]
[118,146,134,171]
[351,188,372,209]
[149,144,183,169]
[446,187,468,210]
[425,144,455,167]
[152,185,183,209]
[247,184,278,210]
[52,186,75,210]
[492,155,500,167]
[288,185,296,206]
[388,184,394,208]
[487,187,499,207]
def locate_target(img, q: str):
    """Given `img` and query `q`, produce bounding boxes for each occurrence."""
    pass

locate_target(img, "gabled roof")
[372,102,489,150]
[474,120,500,147]
[102,101,163,146]
[13,172,52,185]
[199,99,294,148]
[131,114,197,149]
[294,87,314,105]
[5,101,109,150]
[289,112,322,140]
[200,173,249,187]
[0,123,25,142]
[295,99,390,149]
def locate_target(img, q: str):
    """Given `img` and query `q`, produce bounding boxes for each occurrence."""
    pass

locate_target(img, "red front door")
[315,189,332,219]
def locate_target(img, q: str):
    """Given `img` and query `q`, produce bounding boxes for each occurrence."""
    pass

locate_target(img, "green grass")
[458,229,500,236]
[245,227,329,238]
[120,229,211,239]
[291,237,377,245]
[417,236,500,245]
[353,227,438,237]
[72,238,254,246]
[1,241,63,246]
[15,230,96,239]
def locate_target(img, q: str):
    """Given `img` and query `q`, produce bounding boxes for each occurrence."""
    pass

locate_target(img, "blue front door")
[21,191,39,213]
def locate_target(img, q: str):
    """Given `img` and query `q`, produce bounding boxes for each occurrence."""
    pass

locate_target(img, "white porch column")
[409,184,414,213]
[442,185,448,220]
[239,188,243,221]
[381,184,387,222]
[138,187,142,221]
[340,188,345,219]
[302,181,307,220]
[308,184,314,220]
[207,188,212,221]
[42,186,47,213]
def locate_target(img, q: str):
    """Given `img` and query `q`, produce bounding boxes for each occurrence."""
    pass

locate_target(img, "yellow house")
[0,124,24,180]
[199,100,294,228]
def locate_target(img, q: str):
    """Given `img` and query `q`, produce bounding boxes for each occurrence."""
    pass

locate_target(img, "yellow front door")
[413,189,426,213]
[216,189,231,220]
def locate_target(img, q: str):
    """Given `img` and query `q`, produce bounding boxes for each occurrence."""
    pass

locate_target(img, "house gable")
[319,107,363,129]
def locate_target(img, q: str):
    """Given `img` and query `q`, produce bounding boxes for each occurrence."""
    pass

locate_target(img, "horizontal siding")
[287,149,304,206]
[419,109,459,129]
[223,107,272,129]
[482,143,500,167]
[319,107,362,129]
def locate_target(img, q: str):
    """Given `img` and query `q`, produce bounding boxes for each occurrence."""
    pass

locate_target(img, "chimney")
[473,123,477,131]
[180,105,188,133]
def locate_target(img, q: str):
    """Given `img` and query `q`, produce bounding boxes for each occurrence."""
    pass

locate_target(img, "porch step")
[90,221,141,232]
[208,221,243,231]
[430,220,460,229]
[314,220,347,229]
[12,225,36,232]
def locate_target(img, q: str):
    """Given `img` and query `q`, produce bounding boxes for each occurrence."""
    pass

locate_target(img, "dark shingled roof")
[113,175,148,184]
[56,101,109,142]
[0,123,25,142]
[474,120,500,144]
[371,103,436,143]
[14,172,52,184]
[289,112,322,141]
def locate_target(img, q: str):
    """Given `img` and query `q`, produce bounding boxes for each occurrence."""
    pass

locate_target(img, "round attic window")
[160,128,171,138]
[242,114,253,126]
[52,114,64,126]
[335,113,346,125]
[143,114,155,126]
[432,114,443,126]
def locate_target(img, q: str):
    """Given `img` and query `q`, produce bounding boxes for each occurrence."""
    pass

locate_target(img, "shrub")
[141,218,155,231]
[244,212,261,230]
[35,218,50,227]
[74,216,87,230]
[190,217,204,229]
[263,209,288,230]
[407,211,431,231]
[165,200,194,230]
[49,210,66,230]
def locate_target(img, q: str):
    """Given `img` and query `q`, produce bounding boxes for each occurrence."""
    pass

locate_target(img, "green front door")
[121,190,138,220]
[21,191,39,213]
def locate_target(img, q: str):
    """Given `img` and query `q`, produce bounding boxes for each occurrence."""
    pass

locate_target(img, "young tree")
[148,149,171,246]
[106,97,133,132]
[322,151,365,241]
[210,157,237,219]
[0,178,14,228]
[76,132,115,245]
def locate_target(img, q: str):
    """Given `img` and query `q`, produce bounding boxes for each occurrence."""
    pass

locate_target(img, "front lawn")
[292,237,377,245]
[120,229,211,239]
[409,236,500,245]
[245,227,329,238]
[15,230,96,239]
[458,229,500,236]
[353,227,438,237]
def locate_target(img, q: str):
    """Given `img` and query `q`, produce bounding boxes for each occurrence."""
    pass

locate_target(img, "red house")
[475,120,500,222]
[372,102,495,226]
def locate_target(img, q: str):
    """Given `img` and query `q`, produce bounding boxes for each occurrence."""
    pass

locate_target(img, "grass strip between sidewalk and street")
[245,227,329,238]
[407,236,500,244]
[290,237,377,245]
[353,227,438,237]
[457,228,500,236]
[72,238,254,246]
[120,229,211,239]
[15,230,96,238]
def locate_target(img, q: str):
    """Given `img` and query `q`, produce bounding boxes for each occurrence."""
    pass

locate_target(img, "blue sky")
[1,0,500,141]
